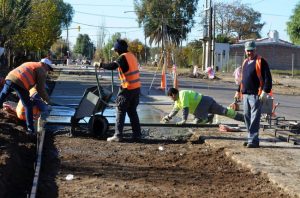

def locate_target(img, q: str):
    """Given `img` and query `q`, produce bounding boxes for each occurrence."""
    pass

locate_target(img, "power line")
[71,3,133,8]
[75,11,136,19]
[261,13,289,17]
[72,21,140,29]
[252,0,266,5]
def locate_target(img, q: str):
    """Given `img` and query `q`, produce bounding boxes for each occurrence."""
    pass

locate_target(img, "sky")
[62,0,299,48]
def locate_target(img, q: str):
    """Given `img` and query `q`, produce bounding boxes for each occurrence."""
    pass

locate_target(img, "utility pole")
[203,0,213,70]
[162,15,168,95]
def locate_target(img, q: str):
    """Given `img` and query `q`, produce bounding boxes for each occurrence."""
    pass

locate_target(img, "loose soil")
[42,128,289,198]
[0,69,296,198]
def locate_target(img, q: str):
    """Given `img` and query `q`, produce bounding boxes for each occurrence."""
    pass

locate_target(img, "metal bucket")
[261,98,273,114]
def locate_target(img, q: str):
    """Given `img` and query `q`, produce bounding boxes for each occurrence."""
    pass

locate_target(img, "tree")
[287,3,300,44]
[212,1,264,40]
[134,0,198,46]
[51,39,68,59]
[0,0,31,67]
[73,34,94,59]
[102,32,121,62]
[15,0,62,52]
[58,1,74,29]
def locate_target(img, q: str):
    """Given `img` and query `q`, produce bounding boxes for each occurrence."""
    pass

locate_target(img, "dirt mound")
[0,110,36,197]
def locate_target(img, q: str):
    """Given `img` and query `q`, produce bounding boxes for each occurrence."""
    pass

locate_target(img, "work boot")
[193,118,207,124]
[244,141,260,148]
[247,142,260,148]
[234,112,245,122]
[107,135,122,142]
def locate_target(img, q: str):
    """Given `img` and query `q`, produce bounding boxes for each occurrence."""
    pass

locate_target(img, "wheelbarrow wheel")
[88,115,109,138]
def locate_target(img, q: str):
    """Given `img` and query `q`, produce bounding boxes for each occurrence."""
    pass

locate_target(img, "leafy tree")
[15,0,64,52]
[0,0,31,67]
[128,39,145,62]
[134,0,198,46]
[287,3,300,44]
[212,1,264,40]
[215,34,231,43]
[73,34,94,59]
[51,39,68,59]
[58,1,74,29]
[102,32,121,62]
[0,0,31,48]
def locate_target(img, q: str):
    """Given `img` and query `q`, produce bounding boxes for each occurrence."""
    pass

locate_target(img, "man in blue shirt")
[234,40,272,148]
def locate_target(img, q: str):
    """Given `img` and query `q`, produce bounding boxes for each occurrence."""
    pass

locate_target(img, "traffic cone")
[161,70,166,89]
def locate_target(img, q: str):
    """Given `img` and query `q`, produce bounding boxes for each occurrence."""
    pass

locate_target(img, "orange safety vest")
[16,87,41,121]
[9,62,43,90]
[117,52,141,90]
[241,56,273,96]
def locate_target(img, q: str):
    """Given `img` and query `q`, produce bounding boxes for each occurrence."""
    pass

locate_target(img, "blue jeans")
[243,94,262,144]
[0,80,34,132]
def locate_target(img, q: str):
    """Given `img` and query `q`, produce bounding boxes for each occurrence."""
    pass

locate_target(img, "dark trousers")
[0,80,34,132]
[115,87,141,138]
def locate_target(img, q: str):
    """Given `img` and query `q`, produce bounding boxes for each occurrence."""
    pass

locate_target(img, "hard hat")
[40,58,53,71]
[244,40,256,51]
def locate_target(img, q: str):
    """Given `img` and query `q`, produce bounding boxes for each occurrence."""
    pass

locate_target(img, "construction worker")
[99,39,141,142]
[162,88,244,125]
[234,40,272,148]
[0,58,53,134]
[16,86,50,121]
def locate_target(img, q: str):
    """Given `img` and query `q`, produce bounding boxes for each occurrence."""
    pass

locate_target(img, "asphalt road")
[51,65,300,122]
[140,70,300,121]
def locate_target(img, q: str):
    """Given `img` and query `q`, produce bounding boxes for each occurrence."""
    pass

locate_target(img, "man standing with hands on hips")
[235,40,272,148]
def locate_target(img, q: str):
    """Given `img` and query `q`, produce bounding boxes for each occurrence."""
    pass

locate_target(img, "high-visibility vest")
[117,52,141,90]
[174,90,203,114]
[16,87,41,121]
[241,56,272,96]
[9,62,43,90]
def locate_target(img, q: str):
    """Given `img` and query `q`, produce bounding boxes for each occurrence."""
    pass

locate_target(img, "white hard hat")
[40,58,53,71]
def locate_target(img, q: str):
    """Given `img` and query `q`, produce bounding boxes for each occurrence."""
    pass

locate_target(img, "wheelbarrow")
[68,67,113,137]
[70,85,113,137]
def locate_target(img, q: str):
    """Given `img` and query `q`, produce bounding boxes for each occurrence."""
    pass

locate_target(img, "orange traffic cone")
[161,70,166,89]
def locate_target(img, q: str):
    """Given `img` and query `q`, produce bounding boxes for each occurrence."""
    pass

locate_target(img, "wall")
[230,43,300,70]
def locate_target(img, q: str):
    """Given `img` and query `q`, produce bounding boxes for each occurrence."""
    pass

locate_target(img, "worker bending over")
[0,58,53,134]
[162,88,244,125]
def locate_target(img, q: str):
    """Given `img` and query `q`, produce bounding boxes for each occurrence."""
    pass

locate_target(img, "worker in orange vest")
[0,58,53,134]
[16,87,50,121]
[234,40,272,148]
[99,39,141,142]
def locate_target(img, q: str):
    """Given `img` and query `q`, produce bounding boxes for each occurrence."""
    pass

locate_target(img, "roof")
[231,36,300,49]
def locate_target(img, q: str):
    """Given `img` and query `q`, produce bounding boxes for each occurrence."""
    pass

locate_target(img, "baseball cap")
[113,39,128,52]
[40,58,53,71]
[244,40,256,51]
